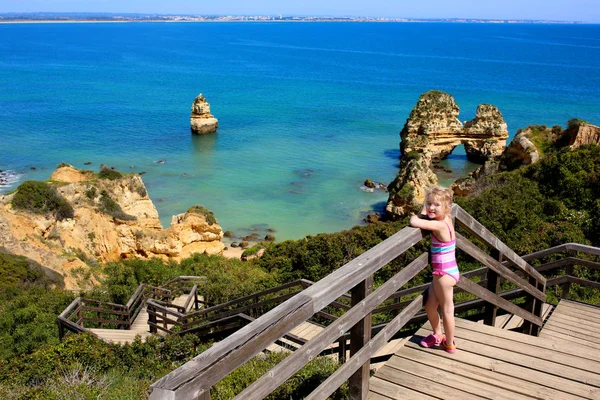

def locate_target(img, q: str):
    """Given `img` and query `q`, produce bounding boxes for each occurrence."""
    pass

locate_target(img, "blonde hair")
[425,187,453,216]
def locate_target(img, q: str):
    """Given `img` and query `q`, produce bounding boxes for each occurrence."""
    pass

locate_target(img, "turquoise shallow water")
[1,22,599,240]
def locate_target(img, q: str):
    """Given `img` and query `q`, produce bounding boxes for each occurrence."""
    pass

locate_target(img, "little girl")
[409,187,458,353]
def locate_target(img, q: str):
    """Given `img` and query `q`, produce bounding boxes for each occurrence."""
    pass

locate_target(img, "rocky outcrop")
[452,121,600,196]
[386,91,509,217]
[190,94,218,134]
[566,123,600,148]
[0,165,225,289]
[500,130,540,171]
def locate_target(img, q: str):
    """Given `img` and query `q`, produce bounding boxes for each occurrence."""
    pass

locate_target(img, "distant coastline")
[0,12,588,24]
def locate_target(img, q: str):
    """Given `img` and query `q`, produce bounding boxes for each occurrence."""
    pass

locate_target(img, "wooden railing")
[57,276,205,340]
[522,243,600,300]
[148,204,549,400]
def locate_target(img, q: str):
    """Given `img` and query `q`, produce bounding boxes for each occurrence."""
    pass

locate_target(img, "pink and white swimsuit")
[430,221,459,283]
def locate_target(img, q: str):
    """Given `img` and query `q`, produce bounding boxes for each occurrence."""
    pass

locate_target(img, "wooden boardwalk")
[369,300,600,400]
[267,321,406,365]
[90,295,191,344]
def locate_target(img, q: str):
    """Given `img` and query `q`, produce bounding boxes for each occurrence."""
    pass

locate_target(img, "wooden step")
[369,311,600,399]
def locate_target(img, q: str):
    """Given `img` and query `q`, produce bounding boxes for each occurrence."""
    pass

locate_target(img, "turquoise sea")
[1,22,599,240]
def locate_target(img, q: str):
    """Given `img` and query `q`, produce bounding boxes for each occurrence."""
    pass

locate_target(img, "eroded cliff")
[386,91,509,217]
[0,165,224,289]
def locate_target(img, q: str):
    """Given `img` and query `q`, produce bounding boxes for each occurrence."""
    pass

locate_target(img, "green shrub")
[98,168,123,181]
[98,190,136,221]
[85,186,97,199]
[187,205,217,225]
[567,118,588,130]
[405,150,422,161]
[213,352,347,400]
[11,181,74,220]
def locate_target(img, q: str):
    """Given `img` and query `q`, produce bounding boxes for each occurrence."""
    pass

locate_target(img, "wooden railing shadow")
[148,204,550,400]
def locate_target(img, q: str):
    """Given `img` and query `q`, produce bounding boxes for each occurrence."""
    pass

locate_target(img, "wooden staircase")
[369,299,600,400]
[89,295,191,344]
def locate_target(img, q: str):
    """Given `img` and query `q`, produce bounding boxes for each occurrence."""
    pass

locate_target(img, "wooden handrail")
[453,205,546,284]
[149,226,426,399]
[188,280,307,317]
[182,284,198,312]
[455,233,546,302]
[232,253,429,400]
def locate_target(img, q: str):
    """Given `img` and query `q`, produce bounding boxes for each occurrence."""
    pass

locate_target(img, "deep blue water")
[1,22,599,240]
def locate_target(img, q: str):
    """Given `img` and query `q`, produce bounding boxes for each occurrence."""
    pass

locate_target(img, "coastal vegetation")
[98,190,137,221]
[0,142,599,398]
[11,180,74,221]
[187,205,217,226]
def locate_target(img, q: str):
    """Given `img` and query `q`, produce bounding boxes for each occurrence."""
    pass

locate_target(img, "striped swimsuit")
[430,221,459,283]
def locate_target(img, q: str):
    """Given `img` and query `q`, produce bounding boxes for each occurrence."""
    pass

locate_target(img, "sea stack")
[385,90,509,218]
[190,93,218,134]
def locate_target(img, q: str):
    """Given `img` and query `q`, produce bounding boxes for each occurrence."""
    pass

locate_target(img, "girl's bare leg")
[424,282,443,338]
[433,274,456,344]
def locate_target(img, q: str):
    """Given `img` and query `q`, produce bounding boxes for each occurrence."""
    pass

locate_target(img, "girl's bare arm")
[410,214,444,232]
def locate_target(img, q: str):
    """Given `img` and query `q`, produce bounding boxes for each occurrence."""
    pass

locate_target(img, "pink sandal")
[420,333,443,348]
[442,338,457,354]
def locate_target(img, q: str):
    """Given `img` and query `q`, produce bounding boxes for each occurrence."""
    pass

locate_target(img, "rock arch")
[386,91,508,217]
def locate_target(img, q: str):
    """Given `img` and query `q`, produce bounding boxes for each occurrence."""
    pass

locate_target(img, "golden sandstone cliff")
[386,90,509,217]
[0,165,224,289]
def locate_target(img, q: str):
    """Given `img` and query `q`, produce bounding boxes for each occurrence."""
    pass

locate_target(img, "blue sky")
[1,0,599,23]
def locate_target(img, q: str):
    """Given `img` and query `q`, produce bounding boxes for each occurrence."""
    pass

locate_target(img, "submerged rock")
[190,93,219,135]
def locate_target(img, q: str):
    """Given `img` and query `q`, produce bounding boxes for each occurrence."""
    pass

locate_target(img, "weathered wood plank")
[539,328,594,347]
[566,243,600,256]
[150,294,315,400]
[447,323,600,372]
[561,299,600,312]
[386,355,534,400]
[456,233,545,302]
[453,317,600,362]
[520,244,569,262]
[447,332,600,387]
[557,300,600,316]
[545,312,600,332]
[456,276,543,327]
[369,377,438,400]
[414,326,600,399]
[375,365,487,400]
[542,319,598,339]
[396,343,584,400]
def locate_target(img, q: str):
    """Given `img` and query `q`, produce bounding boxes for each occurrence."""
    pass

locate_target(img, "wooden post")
[58,320,65,341]
[391,294,400,317]
[561,264,574,299]
[349,275,373,400]
[522,277,543,336]
[148,304,157,334]
[483,250,502,327]
[338,336,347,364]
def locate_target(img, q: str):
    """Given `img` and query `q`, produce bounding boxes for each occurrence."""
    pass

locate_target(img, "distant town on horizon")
[0,12,587,24]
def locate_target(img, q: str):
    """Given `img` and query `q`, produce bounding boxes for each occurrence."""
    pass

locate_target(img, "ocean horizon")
[1,22,599,241]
